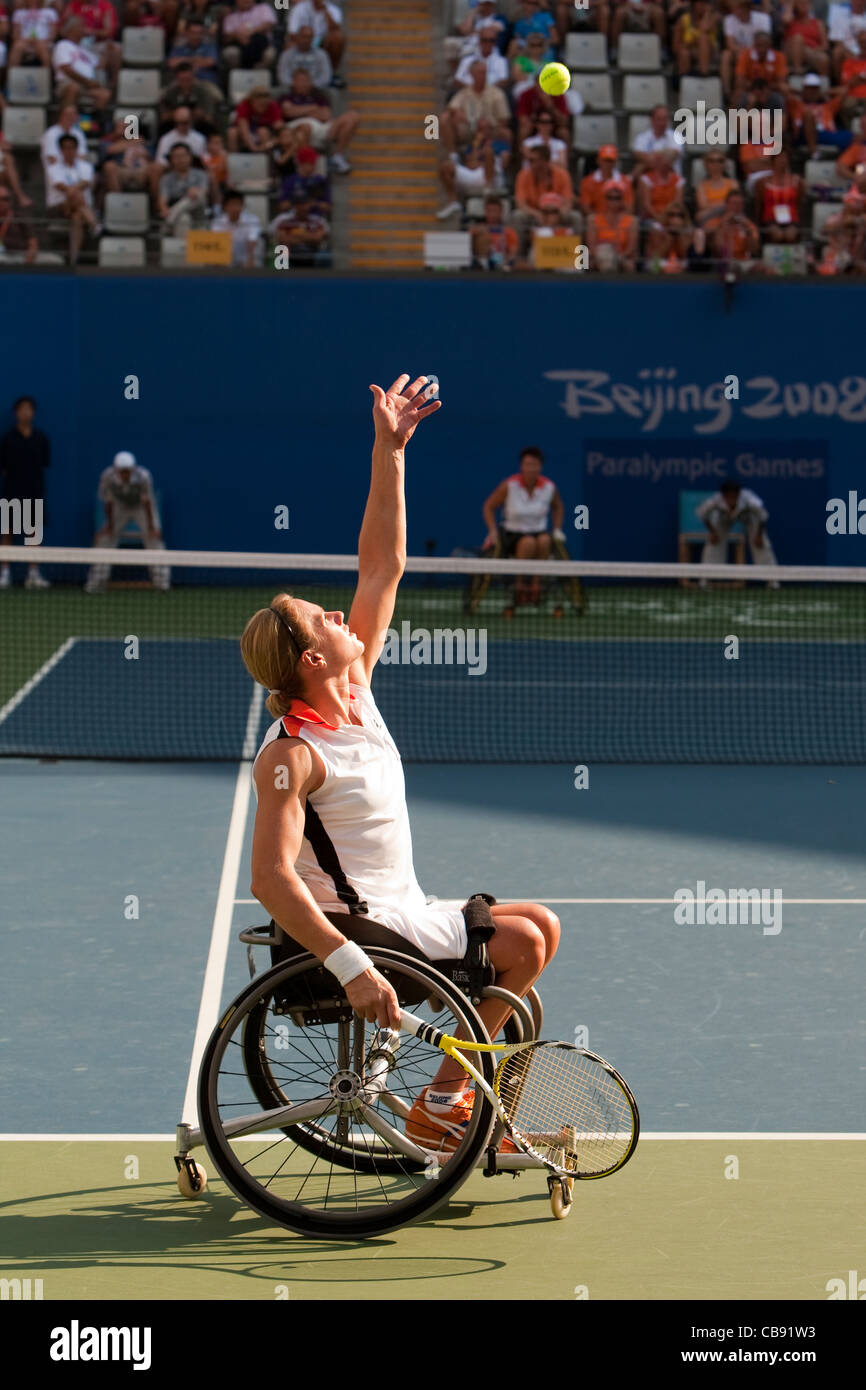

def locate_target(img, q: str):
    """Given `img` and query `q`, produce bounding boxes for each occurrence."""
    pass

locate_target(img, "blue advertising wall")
[1,274,865,564]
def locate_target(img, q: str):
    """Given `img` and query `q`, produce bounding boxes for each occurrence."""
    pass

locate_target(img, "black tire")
[199,950,496,1238]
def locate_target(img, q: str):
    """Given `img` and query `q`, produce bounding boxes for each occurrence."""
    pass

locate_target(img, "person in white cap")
[696,480,779,586]
[85,451,170,594]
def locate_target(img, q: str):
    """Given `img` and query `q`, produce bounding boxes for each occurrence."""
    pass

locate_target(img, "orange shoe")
[405,1087,517,1154]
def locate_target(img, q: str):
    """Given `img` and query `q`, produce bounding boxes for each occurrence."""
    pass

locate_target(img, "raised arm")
[347,373,441,686]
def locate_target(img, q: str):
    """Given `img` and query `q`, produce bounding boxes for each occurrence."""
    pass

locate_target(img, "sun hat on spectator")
[598,144,618,160]
[803,74,822,86]
[114,452,136,469]
[297,146,319,163]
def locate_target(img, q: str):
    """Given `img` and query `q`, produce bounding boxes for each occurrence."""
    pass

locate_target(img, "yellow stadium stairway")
[346,0,440,269]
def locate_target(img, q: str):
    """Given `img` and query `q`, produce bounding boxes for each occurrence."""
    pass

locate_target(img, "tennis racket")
[400,1010,638,1180]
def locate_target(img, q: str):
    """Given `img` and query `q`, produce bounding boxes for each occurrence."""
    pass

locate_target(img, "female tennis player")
[241,375,560,1149]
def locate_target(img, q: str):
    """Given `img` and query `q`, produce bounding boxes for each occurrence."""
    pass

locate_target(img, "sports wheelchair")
[174,899,589,1240]
[463,534,586,619]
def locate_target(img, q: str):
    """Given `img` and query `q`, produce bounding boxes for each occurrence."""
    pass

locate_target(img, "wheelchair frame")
[174,920,577,1237]
[463,534,586,618]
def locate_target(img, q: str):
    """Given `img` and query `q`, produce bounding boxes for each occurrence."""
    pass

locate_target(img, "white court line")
[180,761,253,1128]
[0,637,77,726]
[1,1132,863,1142]
[234,897,866,907]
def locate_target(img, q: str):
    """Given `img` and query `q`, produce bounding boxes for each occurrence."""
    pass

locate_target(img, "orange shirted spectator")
[203,132,228,192]
[738,139,776,189]
[515,145,575,212]
[783,0,829,78]
[735,32,788,92]
[637,151,685,223]
[843,163,866,210]
[579,144,634,215]
[712,189,760,263]
[835,115,866,180]
[586,182,639,272]
[755,148,804,242]
[512,143,578,254]
[694,151,739,227]
[789,74,844,155]
[841,31,866,104]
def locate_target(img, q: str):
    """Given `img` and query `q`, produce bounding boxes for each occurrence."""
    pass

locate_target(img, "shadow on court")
[0,1182,506,1281]
[405,764,866,862]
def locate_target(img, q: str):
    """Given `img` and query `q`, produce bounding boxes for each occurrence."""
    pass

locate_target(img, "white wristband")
[324,941,374,987]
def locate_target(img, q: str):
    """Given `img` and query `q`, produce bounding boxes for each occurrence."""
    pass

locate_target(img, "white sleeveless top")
[503,474,555,533]
[253,682,467,960]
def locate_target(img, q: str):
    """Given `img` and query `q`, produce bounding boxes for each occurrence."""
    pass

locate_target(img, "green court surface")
[1,1140,861,1301]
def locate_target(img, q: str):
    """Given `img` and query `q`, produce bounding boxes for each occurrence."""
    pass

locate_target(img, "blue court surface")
[1,758,864,1134]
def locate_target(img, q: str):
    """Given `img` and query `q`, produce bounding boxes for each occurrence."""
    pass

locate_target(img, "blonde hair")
[240,594,316,720]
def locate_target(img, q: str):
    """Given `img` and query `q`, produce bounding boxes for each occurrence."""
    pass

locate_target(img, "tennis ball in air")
[539,62,571,96]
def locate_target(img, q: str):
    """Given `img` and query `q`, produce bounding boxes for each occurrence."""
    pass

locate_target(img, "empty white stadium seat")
[617,35,662,71]
[678,77,724,110]
[7,67,51,104]
[104,192,150,234]
[573,114,617,152]
[117,69,162,106]
[564,33,607,70]
[804,159,847,191]
[98,237,147,267]
[622,74,667,112]
[1,106,46,147]
[160,236,187,267]
[571,73,614,112]
[121,27,166,66]
[226,153,271,190]
[423,230,472,270]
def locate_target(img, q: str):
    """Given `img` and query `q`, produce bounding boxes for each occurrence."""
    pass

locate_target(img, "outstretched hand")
[369,374,442,448]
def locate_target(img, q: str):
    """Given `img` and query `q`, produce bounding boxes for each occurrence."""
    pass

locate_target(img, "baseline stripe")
[1,1132,863,1142]
[234,897,866,906]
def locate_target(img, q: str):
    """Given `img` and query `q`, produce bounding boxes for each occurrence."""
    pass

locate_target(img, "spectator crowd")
[437,0,866,273]
[0,0,357,265]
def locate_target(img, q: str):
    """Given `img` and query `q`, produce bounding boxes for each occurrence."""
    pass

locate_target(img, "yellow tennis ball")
[539,62,571,96]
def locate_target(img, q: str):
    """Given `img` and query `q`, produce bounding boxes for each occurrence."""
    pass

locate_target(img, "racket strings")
[495,1046,634,1175]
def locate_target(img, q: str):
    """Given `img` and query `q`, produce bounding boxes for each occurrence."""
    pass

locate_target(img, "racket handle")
[400,1010,445,1048]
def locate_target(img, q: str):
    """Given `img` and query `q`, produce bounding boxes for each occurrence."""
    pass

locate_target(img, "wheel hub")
[329,1069,363,1102]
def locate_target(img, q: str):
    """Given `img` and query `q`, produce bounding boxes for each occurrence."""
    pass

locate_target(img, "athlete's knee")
[536,905,561,959]
[515,903,560,959]
[503,919,546,977]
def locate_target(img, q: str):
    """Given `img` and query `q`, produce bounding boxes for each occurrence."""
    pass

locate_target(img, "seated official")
[481,445,566,606]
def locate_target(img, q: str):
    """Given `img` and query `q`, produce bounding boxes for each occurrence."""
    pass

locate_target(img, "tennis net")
[1,545,864,764]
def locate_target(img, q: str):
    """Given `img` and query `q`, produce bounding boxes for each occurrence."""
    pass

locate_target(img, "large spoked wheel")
[242,969,529,1175]
[198,949,496,1238]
